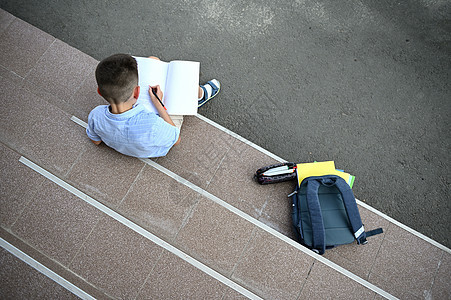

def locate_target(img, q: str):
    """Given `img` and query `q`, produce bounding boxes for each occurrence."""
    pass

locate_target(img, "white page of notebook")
[133,57,199,115]
[134,57,169,113]
[164,60,199,115]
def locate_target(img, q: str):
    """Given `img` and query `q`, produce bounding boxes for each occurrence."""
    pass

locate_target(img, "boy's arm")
[86,109,103,146]
[149,85,181,145]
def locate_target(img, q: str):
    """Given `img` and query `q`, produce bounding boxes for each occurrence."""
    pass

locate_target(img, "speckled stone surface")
[206,140,283,219]
[119,164,199,241]
[232,228,314,300]
[257,179,296,238]
[23,39,96,102]
[69,216,162,299]
[67,72,107,120]
[0,17,54,77]
[66,143,145,206]
[2,76,89,176]
[0,9,15,34]
[11,179,102,266]
[175,196,255,276]
[18,102,89,176]
[368,223,444,299]
[156,116,237,189]
[1,76,44,149]
[299,261,376,299]
[137,250,229,299]
[0,248,78,300]
[0,143,45,228]
[1,9,450,300]
[430,252,450,300]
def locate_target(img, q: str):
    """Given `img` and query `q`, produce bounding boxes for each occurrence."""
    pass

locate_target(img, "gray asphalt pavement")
[1,0,450,247]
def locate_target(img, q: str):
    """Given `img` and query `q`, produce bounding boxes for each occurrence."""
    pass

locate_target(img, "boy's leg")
[170,115,184,129]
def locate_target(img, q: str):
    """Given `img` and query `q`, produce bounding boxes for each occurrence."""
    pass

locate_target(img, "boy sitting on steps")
[86,53,220,158]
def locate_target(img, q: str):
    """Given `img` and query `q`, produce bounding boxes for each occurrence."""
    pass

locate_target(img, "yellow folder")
[296,161,355,188]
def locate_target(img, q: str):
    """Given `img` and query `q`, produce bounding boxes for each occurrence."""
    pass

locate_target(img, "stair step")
[1,9,449,299]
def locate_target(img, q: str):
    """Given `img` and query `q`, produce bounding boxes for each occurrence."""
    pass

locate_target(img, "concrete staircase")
[1,9,449,299]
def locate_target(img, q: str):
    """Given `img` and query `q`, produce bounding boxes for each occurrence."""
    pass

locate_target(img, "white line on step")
[71,115,398,299]
[0,238,95,300]
[195,114,450,254]
[19,156,262,300]
[140,158,397,300]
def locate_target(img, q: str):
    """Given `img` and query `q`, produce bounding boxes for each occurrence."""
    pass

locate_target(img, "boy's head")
[95,54,138,104]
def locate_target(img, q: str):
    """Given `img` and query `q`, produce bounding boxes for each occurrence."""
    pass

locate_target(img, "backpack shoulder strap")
[332,176,368,244]
[305,179,326,254]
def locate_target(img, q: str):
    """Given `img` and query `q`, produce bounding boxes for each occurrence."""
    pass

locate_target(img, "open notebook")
[134,56,200,115]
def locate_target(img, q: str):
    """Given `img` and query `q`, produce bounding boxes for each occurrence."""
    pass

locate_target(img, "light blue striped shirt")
[87,104,180,158]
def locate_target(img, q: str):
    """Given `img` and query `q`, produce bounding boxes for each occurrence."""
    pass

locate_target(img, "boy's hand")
[149,85,164,106]
[148,84,177,131]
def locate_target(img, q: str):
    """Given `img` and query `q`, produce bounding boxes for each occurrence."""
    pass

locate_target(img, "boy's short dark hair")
[95,54,138,104]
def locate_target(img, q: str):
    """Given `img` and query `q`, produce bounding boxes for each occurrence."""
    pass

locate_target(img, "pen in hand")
[150,85,167,110]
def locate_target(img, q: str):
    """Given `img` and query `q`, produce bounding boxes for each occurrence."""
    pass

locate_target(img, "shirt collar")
[105,103,145,120]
